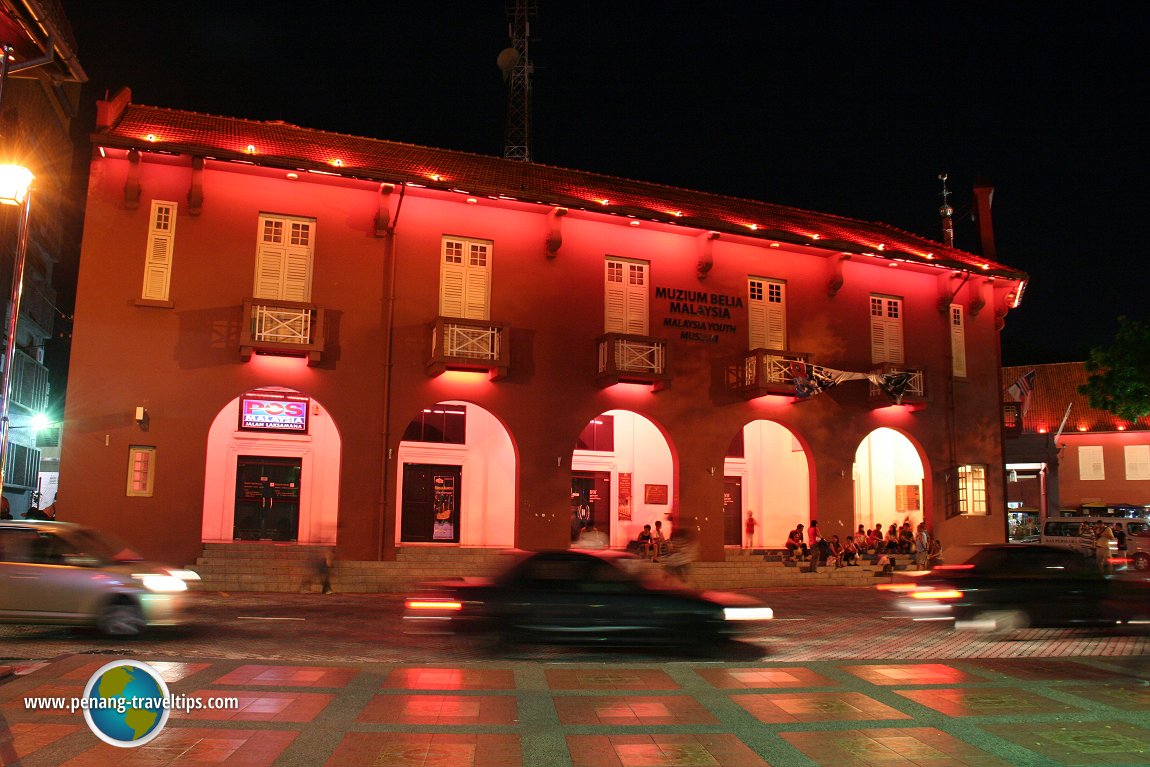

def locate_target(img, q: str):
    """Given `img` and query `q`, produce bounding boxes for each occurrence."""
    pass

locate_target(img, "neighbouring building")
[1003,362,1150,534]
[60,88,1028,567]
[0,1,86,516]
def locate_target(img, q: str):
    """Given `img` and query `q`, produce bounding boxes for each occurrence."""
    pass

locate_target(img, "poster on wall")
[433,474,457,540]
[618,473,632,521]
[896,484,921,512]
[239,391,310,433]
[644,484,668,505]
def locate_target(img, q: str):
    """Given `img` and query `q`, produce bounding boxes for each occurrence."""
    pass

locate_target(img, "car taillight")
[931,564,974,571]
[876,582,922,592]
[405,599,463,611]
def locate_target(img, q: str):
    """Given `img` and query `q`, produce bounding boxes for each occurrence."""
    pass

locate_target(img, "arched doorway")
[395,400,516,547]
[854,427,926,533]
[202,388,341,544]
[570,410,674,548]
[725,420,810,550]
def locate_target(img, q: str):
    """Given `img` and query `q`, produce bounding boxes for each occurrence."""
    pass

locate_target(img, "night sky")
[58,2,1146,366]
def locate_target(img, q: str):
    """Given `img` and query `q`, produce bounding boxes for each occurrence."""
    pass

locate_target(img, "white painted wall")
[853,427,924,532]
[726,420,810,549]
[395,401,516,547]
[202,394,342,544]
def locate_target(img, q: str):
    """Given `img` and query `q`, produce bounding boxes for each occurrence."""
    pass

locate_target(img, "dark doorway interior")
[402,464,462,543]
[723,476,743,546]
[234,456,302,541]
[570,471,611,541]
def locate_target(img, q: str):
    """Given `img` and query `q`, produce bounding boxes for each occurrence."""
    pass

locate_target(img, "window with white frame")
[604,257,649,334]
[957,464,988,515]
[1078,445,1105,480]
[748,277,786,350]
[253,214,315,301]
[950,304,967,377]
[1125,445,1150,480]
[141,200,177,301]
[126,446,156,497]
[440,236,492,319]
[870,295,904,364]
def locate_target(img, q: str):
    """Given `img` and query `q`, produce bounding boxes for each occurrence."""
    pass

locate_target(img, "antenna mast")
[498,0,536,162]
[938,173,954,247]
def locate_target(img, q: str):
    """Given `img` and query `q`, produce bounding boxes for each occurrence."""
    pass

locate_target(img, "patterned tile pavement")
[4,653,1150,765]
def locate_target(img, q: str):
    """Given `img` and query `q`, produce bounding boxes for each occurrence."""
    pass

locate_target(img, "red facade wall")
[61,144,1018,566]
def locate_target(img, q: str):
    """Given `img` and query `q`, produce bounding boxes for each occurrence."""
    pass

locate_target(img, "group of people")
[784,519,940,571]
[1080,520,1118,572]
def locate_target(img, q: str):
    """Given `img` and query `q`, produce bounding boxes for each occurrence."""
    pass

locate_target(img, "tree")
[1079,316,1150,422]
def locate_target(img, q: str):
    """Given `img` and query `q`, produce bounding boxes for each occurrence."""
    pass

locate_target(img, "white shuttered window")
[950,304,967,377]
[870,295,904,364]
[141,200,177,301]
[1125,445,1150,480]
[439,237,492,319]
[605,258,649,334]
[748,277,786,350]
[1079,446,1105,481]
[253,214,315,301]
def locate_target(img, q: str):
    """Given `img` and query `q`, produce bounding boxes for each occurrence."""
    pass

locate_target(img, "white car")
[0,520,198,635]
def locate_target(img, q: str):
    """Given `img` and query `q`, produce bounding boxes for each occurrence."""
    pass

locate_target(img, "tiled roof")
[95,97,1028,283]
[1003,362,1150,434]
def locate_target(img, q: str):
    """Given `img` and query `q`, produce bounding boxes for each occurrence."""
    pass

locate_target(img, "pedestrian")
[637,524,654,559]
[651,520,666,561]
[914,523,930,569]
[806,520,822,573]
[1095,522,1116,573]
[744,511,758,552]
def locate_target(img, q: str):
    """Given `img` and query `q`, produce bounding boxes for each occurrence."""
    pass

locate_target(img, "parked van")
[1126,532,1150,571]
[1039,517,1150,555]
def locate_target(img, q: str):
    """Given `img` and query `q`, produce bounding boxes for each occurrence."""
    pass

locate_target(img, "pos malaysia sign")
[239,392,310,434]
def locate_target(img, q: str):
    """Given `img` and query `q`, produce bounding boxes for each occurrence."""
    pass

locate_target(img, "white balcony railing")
[252,303,312,345]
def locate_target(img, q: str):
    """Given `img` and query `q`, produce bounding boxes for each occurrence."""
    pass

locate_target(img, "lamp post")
[0,163,34,501]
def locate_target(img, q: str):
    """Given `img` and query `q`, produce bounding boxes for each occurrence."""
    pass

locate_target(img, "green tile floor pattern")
[2,655,1149,765]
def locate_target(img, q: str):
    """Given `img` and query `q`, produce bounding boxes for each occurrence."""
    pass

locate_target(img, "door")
[723,477,743,546]
[571,472,611,541]
[234,456,302,541]
[402,464,462,543]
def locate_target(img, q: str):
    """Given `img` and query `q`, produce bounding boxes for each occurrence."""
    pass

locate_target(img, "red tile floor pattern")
[4,656,1150,765]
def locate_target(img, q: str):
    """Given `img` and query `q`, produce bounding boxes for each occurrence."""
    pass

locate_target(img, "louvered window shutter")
[604,260,628,333]
[625,262,648,334]
[141,201,177,301]
[253,215,315,301]
[765,281,786,350]
[440,237,492,319]
[950,304,967,377]
[748,279,766,349]
[870,297,904,364]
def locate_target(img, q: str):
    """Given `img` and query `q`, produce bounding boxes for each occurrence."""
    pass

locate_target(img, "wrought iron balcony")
[727,348,811,399]
[427,316,510,380]
[240,298,326,366]
[868,362,927,409]
[596,333,671,390]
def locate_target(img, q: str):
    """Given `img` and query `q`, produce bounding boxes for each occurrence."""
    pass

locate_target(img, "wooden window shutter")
[625,262,648,334]
[950,304,967,377]
[870,296,903,364]
[141,201,177,301]
[440,237,492,319]
[765,280,786,350]
[747,279,767,349]
[604,259,628,333]
[253,215,315,301]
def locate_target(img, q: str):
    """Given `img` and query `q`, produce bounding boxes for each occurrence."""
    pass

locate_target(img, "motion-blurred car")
[882,543,1150,634]
[403,549,772,650]
[0,520,199,636]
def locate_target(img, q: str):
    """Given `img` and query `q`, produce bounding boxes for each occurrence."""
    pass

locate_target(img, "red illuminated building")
[61,89,1029,568]
[1003,362,1150,527]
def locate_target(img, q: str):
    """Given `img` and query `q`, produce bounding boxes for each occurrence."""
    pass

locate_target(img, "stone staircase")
[189,543,907,593]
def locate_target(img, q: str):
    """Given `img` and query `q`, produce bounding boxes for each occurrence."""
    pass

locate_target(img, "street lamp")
[0,163,34,501]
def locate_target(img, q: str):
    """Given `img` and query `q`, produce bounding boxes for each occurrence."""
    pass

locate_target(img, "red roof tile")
[95,96,1027,283]
[1003,362,1150,434]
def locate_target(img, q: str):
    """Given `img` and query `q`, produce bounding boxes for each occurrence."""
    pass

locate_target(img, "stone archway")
[853,427,926,533]
[725,420,811,550]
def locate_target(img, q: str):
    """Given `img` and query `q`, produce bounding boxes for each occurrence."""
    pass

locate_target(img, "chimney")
[972,177,996,261]
[96,87,132,129]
